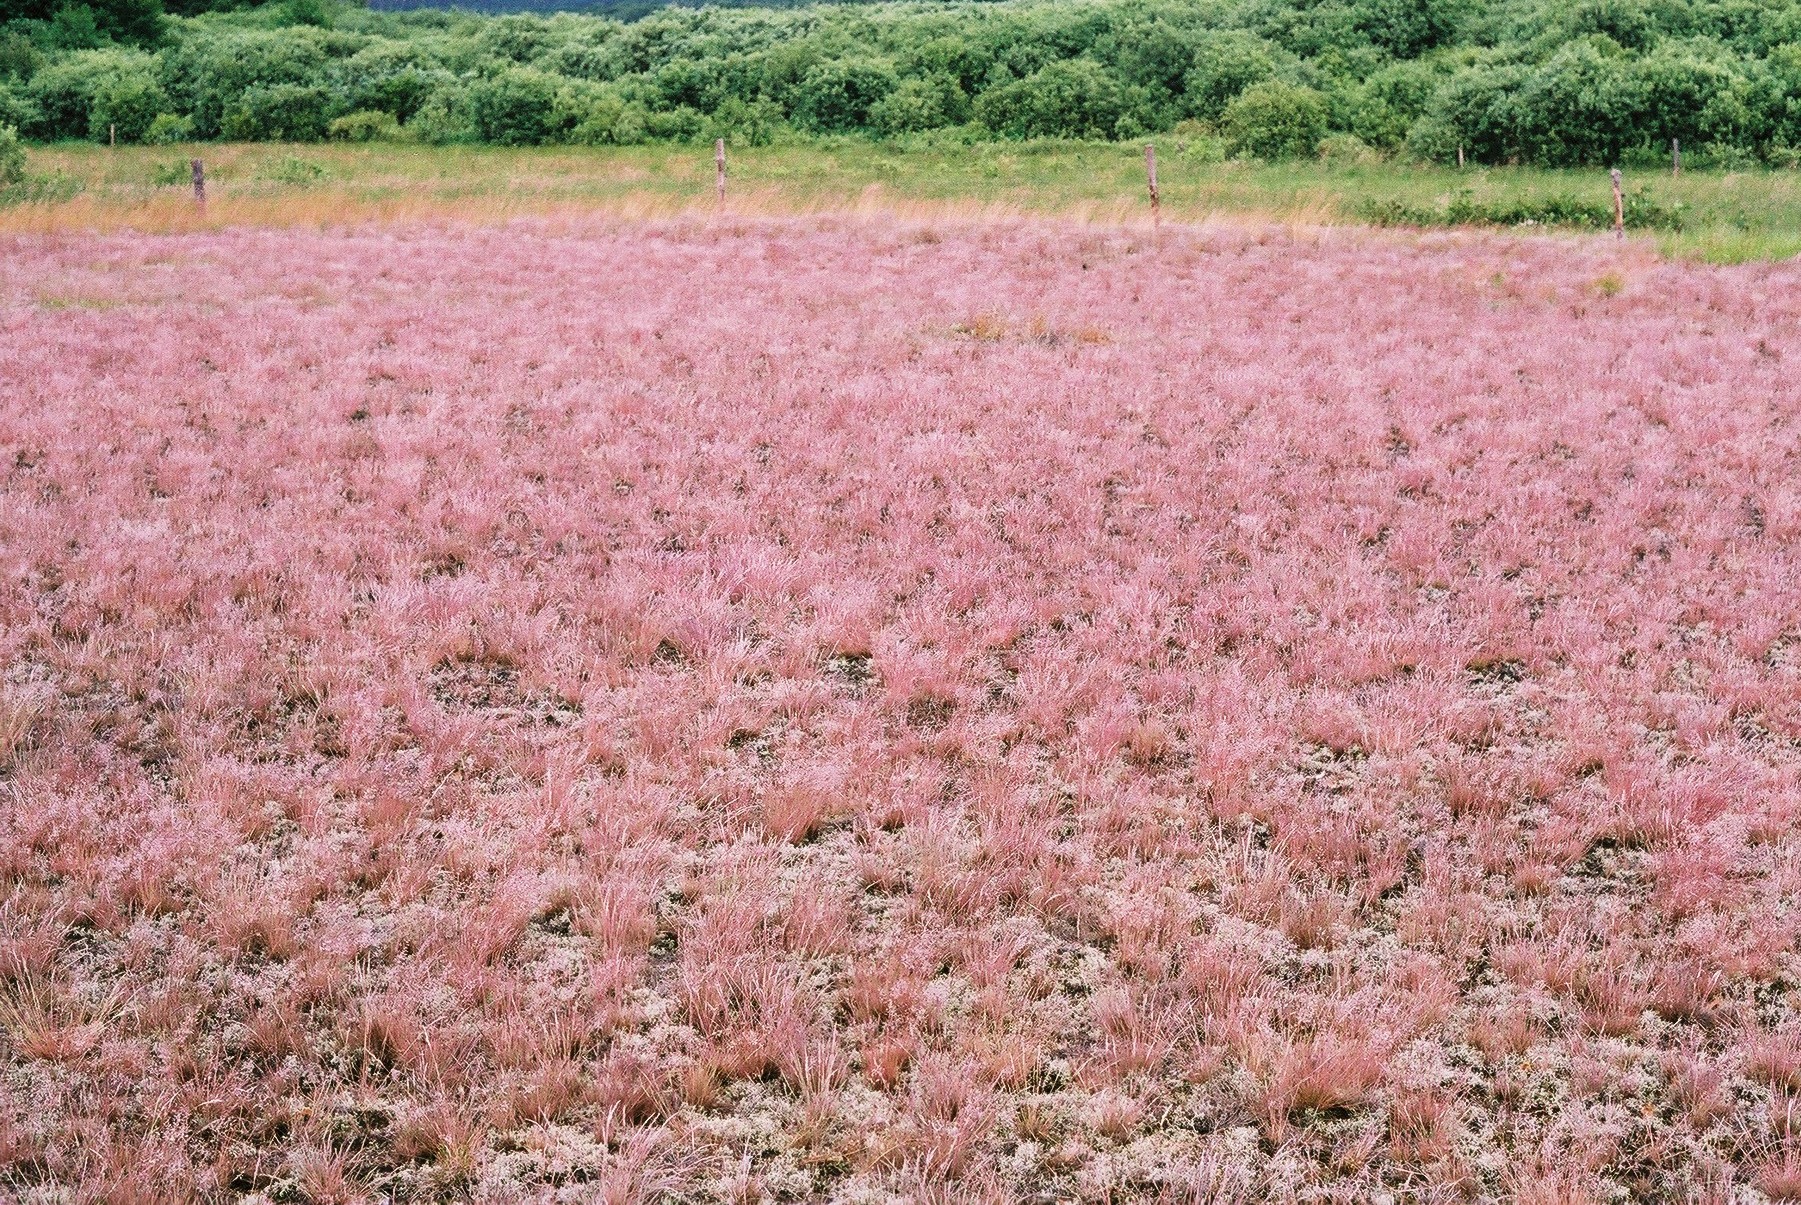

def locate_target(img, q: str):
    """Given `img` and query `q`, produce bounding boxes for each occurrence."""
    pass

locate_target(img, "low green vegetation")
[21,138,1801,262]
[8,0,1800,259]
[3,0,1801,168]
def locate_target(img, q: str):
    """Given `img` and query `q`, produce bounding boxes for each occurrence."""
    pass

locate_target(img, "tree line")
[4,0,1801,166]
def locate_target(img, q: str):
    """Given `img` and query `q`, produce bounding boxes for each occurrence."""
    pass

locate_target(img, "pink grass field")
[3,218,1801,1203]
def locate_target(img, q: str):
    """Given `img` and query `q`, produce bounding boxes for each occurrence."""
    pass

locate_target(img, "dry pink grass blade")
[2,217,1800,1201]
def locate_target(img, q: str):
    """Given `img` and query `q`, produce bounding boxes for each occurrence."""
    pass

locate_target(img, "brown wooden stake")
[191,158,205,209]
[1144,143,1160,228]
[1457,145,1465,169]
[715,138,726,208]
[1610,167,1624,241]
[1672,137,1680,176]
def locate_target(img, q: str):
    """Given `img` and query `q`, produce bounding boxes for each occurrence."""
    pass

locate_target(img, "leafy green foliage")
[221,80,329,138]
[0,122,25,185]
[325,105,398,138]
[23,47,158,139]
[143,110,190,139]
[467,66,559,144]
[88,62,167,139]
[6,0,165,49]
[975,59,1125,140]
[1222,79,1329,158]
[2,0,1800,166]
[1182,30,1282,122]
[793,59,896,133]
[1362,184,1687,228]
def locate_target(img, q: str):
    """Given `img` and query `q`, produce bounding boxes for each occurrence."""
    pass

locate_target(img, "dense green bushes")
[1221,79,1327,157]
[4,0,1801,165]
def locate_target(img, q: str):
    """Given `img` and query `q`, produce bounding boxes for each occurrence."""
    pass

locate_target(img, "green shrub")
[473,13,555,65]
[151,158,194,186]
[652,58,724,113]
[1183,31,1280,122]
[1222,80,1329,159]
[0,124,25,188]
[1096,17,1202,124]
[1172,120,1230,161]
[405,85,476,145]
[0,30,45,83]
[642,104,705,142]
[975,59,1124,139]
[608,104,648,145]
[1544,0,1662,52]
[221,83,332,141]
[1766,45,1801,150]
[89,71,168,143]
[24,49,157,141]
[1687,140,1761,168]
[793,59,898,134]
[326,108,400,141]
[157,30,330,140]
[0,85,40,138]
[566,101,623,144]
[896,34,993,97]
[870,73,968,135]
[1345,59,1443,149]
[334,45,451,124]
[282,0,334,30]
[1406,65,1526,164]
[1635,41,1757,150]
[259,154,328,184]
[1318,131,1383,163]
[144,113,194,144]
[1508,40,1647,166]
[707,95,781,146]
[467,67,560,145]
[1349,0,1467,58]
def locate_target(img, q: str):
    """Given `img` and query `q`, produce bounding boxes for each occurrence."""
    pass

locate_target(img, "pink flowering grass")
[2,217,1800,1201]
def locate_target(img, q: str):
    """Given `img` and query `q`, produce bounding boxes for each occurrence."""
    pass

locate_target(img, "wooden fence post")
[191,158,206,209]
[109,123,115,147]
[1610,168,1624,241]
[1672,138,1680,177]
[1144,143,1160,228]
[1457,145,1465,169]
[715,138,726,208]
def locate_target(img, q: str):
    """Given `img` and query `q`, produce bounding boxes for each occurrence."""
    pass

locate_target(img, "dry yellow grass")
[0,188,1234,236]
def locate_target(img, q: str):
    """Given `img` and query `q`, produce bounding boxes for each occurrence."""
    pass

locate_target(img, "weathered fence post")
[1144,143,1160,228]
[1457,145,1465,169]
[191,158,206,209]
[1610,167,1624,241]
[715,138,726,208]
[1672,138,1680,177]
[109,123,115,147]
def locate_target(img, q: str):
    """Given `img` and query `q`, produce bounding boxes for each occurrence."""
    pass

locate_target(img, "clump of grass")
[953,311,1008,341]
[258,155,330,186]
[151,158,195,188]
